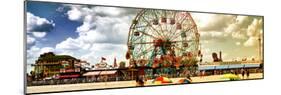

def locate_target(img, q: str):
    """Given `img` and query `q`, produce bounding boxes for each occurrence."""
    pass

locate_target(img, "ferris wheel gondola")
[127,9,200,75]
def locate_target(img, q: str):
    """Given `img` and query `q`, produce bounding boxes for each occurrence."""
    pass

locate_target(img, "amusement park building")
[31,52,83,80]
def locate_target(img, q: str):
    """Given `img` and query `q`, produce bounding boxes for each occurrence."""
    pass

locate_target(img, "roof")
[59,74,80,79]
[100,71,117,75]
[198,63,261,70]
[38,55,76,61]
[36,52,78,62]
[83,71,101,76]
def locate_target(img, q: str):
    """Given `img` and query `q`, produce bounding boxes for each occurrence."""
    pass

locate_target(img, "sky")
[26,1,263,73]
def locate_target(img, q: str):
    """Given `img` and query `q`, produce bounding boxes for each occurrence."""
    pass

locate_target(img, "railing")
[27,61,263,86]
[27,67,263,86]
[199,60,262,66]
[27,72,196,86]
[27,77,125,86]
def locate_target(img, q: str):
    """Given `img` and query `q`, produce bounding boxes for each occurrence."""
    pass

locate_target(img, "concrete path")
[27,73,263,94]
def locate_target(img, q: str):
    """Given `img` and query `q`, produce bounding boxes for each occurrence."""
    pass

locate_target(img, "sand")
[27,73,263,94]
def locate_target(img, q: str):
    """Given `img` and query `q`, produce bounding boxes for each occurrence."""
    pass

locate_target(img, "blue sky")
[26,1,263,73]
[26,1,138,73]
[27,1,80,48]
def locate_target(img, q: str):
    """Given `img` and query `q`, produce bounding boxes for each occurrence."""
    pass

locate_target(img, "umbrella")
[178,78,192,84]
[153,76,173,84]
[222,73,240,81]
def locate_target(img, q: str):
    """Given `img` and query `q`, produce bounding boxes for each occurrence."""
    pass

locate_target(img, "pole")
[258,36,262,62]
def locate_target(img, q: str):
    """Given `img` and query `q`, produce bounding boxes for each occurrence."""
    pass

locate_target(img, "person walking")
[234,70,238,75]
[186,74,192,82]
[241,69,245,79]
[246,69,250,79]
[135,76,144,87]
[199,71,203,78]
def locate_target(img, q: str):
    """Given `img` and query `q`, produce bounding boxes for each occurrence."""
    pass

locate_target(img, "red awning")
[59,74,80,79]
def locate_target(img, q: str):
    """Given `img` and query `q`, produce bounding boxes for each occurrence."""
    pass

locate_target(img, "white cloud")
[80,43,127,64]
[56,6,65,12]
[247,19,262,37]
[231,30,247,39]
[40,47,55,54]
[26,12,55,48]
[66,6,137,44]
[199,31,228,42]
[192,12,262,48]
[191,13,263,62]
[27,6,264,68]
[28,46,54,58]
[27,35,35,45]
[27,46,40,59]
[191,13,214,29]
[32,32,47,38]
[193,14,244,43]
[27,46,54,65]
[236,42,241,46]
[50,6,139,65]
[26,46,55,73]
[27,12,55,33]
[236,16,249,25]
[67,5,84,21]
[244,37,259,47]
[200,31,222,37]
[55,37,127,64]
[225,15,253,40]
[195,14,236,32]
[201,40,209,44]
[56,37,84,50]
[244,18,263,47]
[78,16,131,44]
[55,37,90,57]
[93,7,123,16]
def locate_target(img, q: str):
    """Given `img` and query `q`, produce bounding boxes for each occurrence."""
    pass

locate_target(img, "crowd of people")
[28,68,260,86]
[240,69,250,79]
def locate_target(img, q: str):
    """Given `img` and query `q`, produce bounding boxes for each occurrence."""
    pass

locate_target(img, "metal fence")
[27,76,128,86]
[27,67,262,86]
[27,73,193,86]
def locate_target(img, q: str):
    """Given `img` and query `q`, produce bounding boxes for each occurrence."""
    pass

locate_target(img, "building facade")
[32,52,82,80]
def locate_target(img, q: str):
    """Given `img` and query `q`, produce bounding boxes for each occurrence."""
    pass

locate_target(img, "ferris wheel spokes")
[141,14,164,39]
[127,9,200,69]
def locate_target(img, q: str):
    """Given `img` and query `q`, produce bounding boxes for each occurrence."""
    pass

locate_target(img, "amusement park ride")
[25,2,264,94]
[126,9,202,76]
[125,9,262,77]
[28,9,263,81]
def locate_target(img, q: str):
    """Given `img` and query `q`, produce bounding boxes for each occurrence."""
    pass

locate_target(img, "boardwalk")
[27,73,263,94]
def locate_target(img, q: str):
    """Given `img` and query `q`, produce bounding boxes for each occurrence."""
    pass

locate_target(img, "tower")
[219,51,222,62]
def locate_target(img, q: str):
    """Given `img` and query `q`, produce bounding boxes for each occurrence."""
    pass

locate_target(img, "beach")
[27,73,263,94]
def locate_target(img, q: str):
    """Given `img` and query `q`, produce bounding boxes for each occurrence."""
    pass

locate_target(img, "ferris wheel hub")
[127,9,200,68]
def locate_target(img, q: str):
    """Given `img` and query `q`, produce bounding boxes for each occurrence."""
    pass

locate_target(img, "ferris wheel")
[126,9,201,69]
